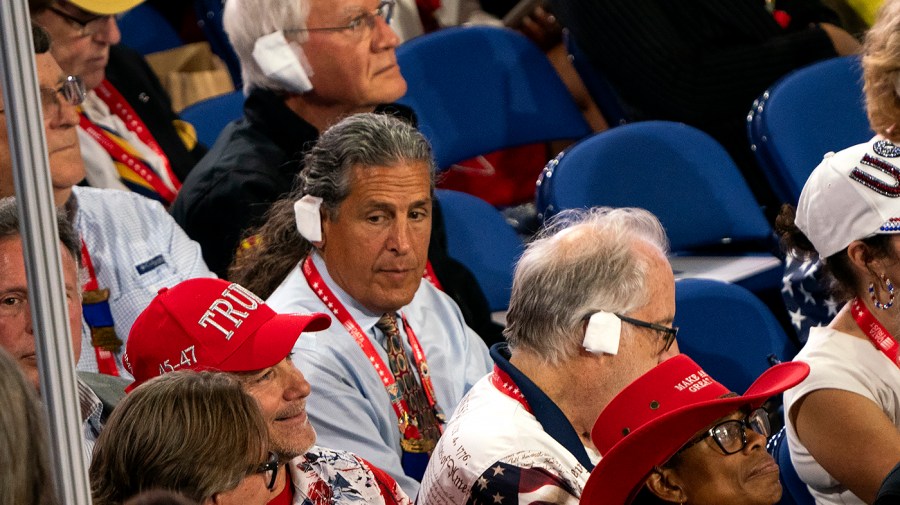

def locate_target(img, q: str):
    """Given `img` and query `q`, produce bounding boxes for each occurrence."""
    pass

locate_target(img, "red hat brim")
[125,312,332,393]
[217,312,332,373]
[580,361,810,505]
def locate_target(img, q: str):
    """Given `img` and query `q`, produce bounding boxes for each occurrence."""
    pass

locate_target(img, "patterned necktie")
[376,313,441,452]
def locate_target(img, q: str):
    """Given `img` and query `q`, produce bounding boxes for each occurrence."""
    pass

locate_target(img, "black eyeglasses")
[48,5,113,38]
[285,0,395,40]
[614,313,678,352]
[255,451,280,491]
[682,408,770,455]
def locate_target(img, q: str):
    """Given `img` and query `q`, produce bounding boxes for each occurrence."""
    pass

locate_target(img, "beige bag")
[145,41,234,112]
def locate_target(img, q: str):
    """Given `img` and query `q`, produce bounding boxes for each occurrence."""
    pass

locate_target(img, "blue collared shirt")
[72,186,214,378]
[267,252,492,497]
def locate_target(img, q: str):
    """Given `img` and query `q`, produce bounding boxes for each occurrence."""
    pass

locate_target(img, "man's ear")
[645,468,687,504]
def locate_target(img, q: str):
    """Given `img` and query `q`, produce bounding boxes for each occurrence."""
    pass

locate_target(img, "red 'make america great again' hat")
[123,278,331,392]
[581,354,809,505]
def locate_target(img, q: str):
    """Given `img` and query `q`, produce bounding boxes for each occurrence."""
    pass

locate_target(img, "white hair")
[223,0,311,93]
[504,207,669,365]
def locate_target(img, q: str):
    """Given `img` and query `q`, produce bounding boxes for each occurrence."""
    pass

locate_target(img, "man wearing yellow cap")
[31,0,206,206]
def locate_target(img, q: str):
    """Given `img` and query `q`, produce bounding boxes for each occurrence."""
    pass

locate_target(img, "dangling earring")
[869,273,895,310]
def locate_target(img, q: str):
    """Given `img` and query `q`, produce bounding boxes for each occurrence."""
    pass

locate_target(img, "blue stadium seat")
[436,189,524,312]
[179,90,244,148]
[537,121,780,293]
[747,56,873,204]
[396,26,592,170]
[118,3,183,55]
[768,426,815,505]
[675,279,798,394]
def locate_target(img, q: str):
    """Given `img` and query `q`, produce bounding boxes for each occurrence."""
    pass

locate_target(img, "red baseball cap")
[123,278,331,392]
[580,354,809,505]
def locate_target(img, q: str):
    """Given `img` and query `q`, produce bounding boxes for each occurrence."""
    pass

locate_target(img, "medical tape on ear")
[294,195,323,242]
[583,311,621,355]
[252,30,314,94]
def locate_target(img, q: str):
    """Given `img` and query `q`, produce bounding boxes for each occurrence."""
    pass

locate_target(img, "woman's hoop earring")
[869,274,895,310]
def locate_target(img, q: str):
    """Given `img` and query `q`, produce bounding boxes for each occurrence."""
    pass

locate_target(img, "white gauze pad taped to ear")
[583,311,621,355]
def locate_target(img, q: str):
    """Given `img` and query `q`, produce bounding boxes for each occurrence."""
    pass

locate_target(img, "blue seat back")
[675,279,796,393]
[768,426,815,505]
[537,121,773,252]
[180,90,245,148]
[397,26,592,170]
[748,56,872,204]
[194,0,243,88]
[436,189,524,312]
[118,3,183,55]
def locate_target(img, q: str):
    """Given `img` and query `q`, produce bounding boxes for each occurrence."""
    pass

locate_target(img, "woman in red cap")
[580,354,809,505]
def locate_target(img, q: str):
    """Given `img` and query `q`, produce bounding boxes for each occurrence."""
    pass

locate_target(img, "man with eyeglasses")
[122,278,413,504]
[0,25,212,380]
[418,206,681,504]
[30,0,207,206]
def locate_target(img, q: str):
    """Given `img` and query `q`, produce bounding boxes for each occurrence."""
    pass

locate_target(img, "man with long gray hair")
[418,207,680,504]
[231,112,492,496]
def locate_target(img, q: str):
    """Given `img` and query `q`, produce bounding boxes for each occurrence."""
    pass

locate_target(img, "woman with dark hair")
[769,3,900,502]
[776,139,900,504]
[580,354,809,505]
[90,371,277,505]
[773,6,900,494]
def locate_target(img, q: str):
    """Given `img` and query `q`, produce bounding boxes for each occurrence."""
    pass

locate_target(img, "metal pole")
[0,1,91,504]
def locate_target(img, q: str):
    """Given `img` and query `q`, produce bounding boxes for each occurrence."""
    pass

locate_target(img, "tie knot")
[376,313,399,335]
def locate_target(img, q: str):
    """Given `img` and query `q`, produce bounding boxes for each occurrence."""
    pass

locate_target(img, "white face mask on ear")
[252,30,314,94]
[294,194,323,242]
[583,311,621,355]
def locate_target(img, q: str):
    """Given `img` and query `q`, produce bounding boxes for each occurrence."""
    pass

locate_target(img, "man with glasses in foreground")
[122,278,412,504]
[579,354,809,505]
[418,207,680,504]
[89,371,280,505]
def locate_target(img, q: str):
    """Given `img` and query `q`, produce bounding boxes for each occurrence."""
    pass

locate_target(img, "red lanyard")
[422,261,442,291]
[79,80,181,205]
[490,364,531,413]
[851,297,900,365]
[80,240,120,376]
[302,256,444,439]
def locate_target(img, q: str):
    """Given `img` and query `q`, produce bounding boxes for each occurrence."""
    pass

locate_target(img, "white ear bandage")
[252,31,314,94]
[294,195,323,242]
[583,311,621,355]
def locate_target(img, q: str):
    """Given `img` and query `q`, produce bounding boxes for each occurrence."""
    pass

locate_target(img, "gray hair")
[300,112,436,218]
[504,207,669,365]
[0,346,58,505]
[223,0,310,93]
[0,197,80,265]
[229,112,435,298]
